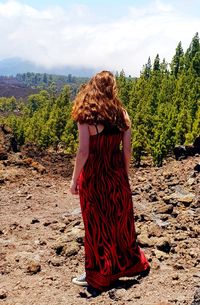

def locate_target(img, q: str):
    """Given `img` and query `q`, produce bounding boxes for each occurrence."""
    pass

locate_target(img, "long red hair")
[71,71,130,131]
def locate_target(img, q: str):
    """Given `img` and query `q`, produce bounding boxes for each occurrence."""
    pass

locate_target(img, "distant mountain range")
[0,57,96,77]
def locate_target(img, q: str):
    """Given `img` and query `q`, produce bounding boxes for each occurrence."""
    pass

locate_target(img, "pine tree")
[175,107,192,145]
[184,32,200,71]
[153,54,160,71]
[171,41,184,77]
[143,57,152,79]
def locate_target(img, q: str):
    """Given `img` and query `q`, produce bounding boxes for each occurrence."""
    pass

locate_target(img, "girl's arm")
[122,111,132,175]
[70,123,89,194]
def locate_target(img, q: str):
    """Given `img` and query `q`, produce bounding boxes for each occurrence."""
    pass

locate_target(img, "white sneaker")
[71,273,88,287]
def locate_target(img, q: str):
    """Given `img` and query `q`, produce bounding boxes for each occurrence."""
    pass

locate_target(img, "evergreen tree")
[143,57,152,79]
[184,32,200,71]
[175,107,192,145]
[153,54,160,71]
[171,41,184,77]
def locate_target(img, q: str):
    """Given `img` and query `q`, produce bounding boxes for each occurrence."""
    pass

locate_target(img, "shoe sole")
[71,277,88,287]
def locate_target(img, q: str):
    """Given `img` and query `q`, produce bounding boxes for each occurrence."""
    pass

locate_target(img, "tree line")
[15,72,88,87]
[0,33,199,166]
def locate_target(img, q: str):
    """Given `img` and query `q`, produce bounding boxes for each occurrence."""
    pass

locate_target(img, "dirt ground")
[0,152,199,305]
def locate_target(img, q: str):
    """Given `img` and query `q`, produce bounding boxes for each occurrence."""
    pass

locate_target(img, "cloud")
[0,0,199,76]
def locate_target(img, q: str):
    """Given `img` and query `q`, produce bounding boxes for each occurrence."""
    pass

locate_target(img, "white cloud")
[0,0,199,76]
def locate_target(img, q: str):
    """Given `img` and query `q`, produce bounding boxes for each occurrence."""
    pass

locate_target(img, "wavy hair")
[71,71,130,131]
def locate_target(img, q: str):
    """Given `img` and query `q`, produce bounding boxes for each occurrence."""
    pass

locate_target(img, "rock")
[150,259,160,270]
[62,241,80,257]
[163,191,195,206]
[31,218,40,224]
[148,224,163,237]
[149,192,158,202]
[194,163,200,172]
[187,178,195,186]
[0,289,7,299]
[155,237,171,253]
[108,288,126,301]
[154,203,173,214]
[0,125,18,160]
[138,176,146,182]
[62,226,85,244]
[190,225,200,234]
[137,233,153,247]
[173,264,185,270]
[53,235,80,257]
[178,194,196,205]
[153,249,169,261]
[131,186,140,195]
[26,261,41,274]
[191,288,200,305]
[163,171,173,179]
[23,158,46,174]
[0,148,8,160]
[143,183,152,192]
[0,177,5,184]
[172,274,179,280]
[174,233,188,241]
[49,257,65,267]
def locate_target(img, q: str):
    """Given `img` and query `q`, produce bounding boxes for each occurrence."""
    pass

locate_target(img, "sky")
[0,0,200,76]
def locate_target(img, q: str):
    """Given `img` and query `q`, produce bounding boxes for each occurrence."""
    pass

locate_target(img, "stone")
[194,163,200,172]
[108,288,126,301]
[0,289,7,299]
[191,288,200,305]
[178,194,196,205]
[26,261,41,274]
[143,183,152,192]
[31,218,40,224]
[151,259,160,270]
[154,249,169,261]
[62,241,80,257]
[0,125,18,160]
[187,178,195,186]
[172,274,179,280]
[137,233,153,247]
[53,235,80,257]
[154,203,173,214]
[149,192,158,202]
[163,171,174,179]
[148,224,163,237]
[155,237,171,253]
[163,191,195,206]
[173,264,185,270]
[174,233,188,241]
[23,158,46,174]
[0,149,8,160]
[49,257,65,267]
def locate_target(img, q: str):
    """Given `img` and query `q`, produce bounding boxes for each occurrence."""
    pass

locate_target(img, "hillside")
[0,77,39,99]
[0,128,200,305]
[0,73,89,101]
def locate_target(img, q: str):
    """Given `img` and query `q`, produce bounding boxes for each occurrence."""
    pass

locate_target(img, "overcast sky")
[0,0,199,76]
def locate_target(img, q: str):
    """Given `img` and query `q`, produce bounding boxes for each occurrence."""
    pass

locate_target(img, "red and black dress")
[78,123,149,291]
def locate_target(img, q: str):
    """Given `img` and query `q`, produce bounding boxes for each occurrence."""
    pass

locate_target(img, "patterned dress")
[78,122,149,291]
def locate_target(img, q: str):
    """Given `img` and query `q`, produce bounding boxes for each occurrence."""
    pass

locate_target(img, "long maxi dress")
[78,122,149,291]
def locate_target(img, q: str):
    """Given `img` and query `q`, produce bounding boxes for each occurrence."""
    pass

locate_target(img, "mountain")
[0,57,96,77]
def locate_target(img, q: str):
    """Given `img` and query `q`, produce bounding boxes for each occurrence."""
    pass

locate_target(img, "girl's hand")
[70,179,79,195]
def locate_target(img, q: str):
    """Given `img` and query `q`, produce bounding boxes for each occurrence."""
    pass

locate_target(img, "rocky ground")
[0,147,200,305]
